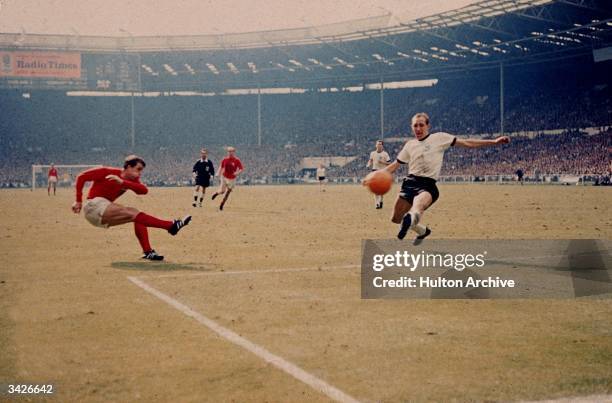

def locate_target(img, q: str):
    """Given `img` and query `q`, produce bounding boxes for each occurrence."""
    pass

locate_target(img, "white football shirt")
[316,167,326,177]
[369,150,391,170]
[396,132,456,180]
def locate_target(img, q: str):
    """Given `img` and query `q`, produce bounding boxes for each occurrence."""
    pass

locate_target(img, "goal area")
[31,164,101,191]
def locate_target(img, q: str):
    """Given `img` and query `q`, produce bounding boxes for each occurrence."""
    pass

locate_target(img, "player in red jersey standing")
[211,146,243,211]
[48,163,58,196]
[71,155,191,260]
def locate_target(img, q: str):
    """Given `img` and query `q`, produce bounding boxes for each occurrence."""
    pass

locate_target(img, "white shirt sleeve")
[396,143,411,164]
[437,132,457,150]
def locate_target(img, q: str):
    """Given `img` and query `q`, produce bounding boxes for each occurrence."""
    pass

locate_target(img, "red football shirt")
[220,156,243,179]
[48,168,58,178]
[75,166,148,203]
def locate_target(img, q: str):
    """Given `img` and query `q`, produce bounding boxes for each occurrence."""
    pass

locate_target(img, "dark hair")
[124,154,146,169]
[376,140,384,145]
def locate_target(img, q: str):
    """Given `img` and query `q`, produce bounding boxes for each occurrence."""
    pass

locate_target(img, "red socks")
[133,212,174,253]
[134,222,152,253]
[134,212,173,230]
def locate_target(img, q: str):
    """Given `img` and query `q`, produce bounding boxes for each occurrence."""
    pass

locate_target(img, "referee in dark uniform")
[192,148,215,207]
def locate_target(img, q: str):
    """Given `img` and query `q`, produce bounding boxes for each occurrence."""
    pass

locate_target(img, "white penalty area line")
[139,264,361,279]
[521,394,612,403]
[127,276,361,403]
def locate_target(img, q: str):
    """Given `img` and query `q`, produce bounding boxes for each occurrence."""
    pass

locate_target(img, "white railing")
[437,174,596,185]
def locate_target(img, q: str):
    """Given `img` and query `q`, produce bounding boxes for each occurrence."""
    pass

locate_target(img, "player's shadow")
[110,261,218,272]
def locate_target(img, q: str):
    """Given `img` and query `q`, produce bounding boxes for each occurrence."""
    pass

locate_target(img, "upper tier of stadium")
[1,0,611,90]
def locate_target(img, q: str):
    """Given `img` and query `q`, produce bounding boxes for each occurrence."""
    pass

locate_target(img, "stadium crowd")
[1,66,610,187]
[2,128,609,188]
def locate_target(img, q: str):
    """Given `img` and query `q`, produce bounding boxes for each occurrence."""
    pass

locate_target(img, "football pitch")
[1,184,611,402]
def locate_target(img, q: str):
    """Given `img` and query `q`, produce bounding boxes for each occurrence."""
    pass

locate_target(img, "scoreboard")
[0,51,140,91]
[86,53,140,91]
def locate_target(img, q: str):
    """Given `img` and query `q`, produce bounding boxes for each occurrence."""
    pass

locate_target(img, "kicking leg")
[101,203,190,259]
[410,191,433,216]
[410,192,434,243]
[101,203,190,235]
[134,211,191,236]
[100,203,140,227]
[396,192,433,240]
[400,192,433,240]
[411,192,433,233]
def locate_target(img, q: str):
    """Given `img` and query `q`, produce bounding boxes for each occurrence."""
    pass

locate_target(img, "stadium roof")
[0,0,480,37]
[1,0,611,91]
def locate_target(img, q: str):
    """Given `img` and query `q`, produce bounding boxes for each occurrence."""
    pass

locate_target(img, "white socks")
[409,211,426,235]
[413,223,427,236]
[193,189,202,201]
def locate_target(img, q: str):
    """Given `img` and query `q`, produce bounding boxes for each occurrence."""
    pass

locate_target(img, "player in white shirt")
[366,140,391,209]
[316,164,326,191]
[375,112,510,243]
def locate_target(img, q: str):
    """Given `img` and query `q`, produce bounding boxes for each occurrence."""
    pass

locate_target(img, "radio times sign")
[0,51,81,78]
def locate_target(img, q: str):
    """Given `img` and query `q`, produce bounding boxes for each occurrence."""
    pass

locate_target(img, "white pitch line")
[128,276,361,403]
[141,264,360,279]
[521,394,612,403]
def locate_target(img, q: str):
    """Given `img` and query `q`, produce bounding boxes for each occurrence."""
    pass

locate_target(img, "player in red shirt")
[71,155,191,261]
[211,146,243,211]
[48,163,58,196]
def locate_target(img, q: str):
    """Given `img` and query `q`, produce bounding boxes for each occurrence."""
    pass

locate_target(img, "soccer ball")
[364,170,393,195]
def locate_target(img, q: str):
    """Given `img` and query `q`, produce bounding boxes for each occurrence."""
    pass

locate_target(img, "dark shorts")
[399,175,439,205]
[195,176,211,187]
[318,176,326,181]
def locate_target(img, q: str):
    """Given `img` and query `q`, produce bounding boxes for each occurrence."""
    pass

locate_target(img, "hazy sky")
[0,0,477,36]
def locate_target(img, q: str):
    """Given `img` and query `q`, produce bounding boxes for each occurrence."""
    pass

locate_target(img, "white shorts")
[83,197,111,228]
[48,176,58,183]
[222,177,236,189]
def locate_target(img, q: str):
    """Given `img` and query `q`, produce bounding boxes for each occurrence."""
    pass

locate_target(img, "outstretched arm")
[123,178,148,195]
[105,174,148,195]
[454,136,510,148]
